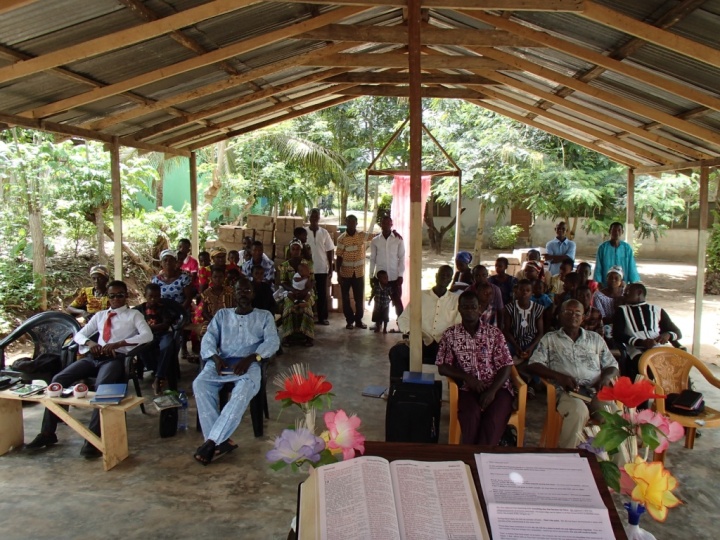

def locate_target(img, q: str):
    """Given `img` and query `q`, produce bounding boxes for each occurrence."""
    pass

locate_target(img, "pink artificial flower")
[323,410,366,460]
[635,409,685,453]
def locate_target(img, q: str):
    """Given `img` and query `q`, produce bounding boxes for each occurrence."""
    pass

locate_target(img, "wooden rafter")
[465,10,720,114]
[337,85,485,98]
[0,0,263,84]
[309,53,505,69]
[131,68,347,141]
[580,1,720,70]
[635,157,720,174]
[0,0,38,16]
[478,47,720,149]
[18,6,369,120]
[154,84,357,147]
[270,0,584,10]
[325,72,494,85]
[86,43,352,131]
[468,100,641,168]
[184,96,357,150]
[0,112,189,157]
[480,69,712,160]
[478,86,671,165]
[300,25,536,47]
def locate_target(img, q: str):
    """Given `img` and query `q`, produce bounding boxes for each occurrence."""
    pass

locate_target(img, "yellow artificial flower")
[624,456,681,521]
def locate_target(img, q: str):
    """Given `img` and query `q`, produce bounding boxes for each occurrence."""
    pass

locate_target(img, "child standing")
[368,270,392,333]
[197,251,211,293]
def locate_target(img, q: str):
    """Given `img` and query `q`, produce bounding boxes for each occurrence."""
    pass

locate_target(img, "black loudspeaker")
[159,408,178,438]
[385,380,442,443]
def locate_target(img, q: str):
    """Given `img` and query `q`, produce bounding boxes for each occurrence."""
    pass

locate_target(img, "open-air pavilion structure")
[1,0,719,366]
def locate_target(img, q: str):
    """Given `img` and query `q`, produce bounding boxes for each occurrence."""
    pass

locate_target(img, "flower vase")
[624,503,657,540]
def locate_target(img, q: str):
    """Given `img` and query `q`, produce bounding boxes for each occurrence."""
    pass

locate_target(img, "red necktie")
[103,311,116,342]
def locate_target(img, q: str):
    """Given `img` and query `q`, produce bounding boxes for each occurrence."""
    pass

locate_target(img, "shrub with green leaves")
[490,225,524,249]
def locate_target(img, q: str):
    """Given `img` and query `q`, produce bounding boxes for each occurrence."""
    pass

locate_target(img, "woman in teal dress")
[278,241,316,346]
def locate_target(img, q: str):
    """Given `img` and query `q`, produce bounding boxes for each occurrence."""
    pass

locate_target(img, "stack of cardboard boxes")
[213,225,254,253]
[247,215,276,260]
[274,216,305,266]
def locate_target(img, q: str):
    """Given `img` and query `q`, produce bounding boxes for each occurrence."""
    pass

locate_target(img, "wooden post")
[363,170,369,232]
[408,0,423,371]
[190,152,199,258]
[626,168,635,243]
[454,171,462,261]
[110,138,123,281]
[692,166,709,356]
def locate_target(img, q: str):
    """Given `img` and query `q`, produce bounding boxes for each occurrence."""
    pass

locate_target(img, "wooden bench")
[0,390,144,471]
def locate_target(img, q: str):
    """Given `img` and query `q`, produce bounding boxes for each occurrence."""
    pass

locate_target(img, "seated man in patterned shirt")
[528,299,619,448]
[436,290,514,446]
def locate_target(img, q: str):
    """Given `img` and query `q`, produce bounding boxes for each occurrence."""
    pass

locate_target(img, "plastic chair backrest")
[0,311,81,369]
[638,348,696,395]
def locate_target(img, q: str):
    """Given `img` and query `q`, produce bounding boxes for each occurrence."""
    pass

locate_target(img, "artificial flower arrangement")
[266,364,365,472]
[580,376,684,538]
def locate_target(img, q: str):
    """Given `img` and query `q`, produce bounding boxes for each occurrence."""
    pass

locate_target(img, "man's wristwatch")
[255,354,262,362]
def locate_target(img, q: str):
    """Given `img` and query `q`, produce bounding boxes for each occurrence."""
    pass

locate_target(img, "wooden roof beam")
[466,11,720,114]
[635,157,720,174]
[154,84,356,147]
[480,69,712,160]
[184,96,357,151]
[86,43,352,131]
[479,87,671,164]
[0,112,190,157]
[300,25,536,47]
[580,1,720,70]
[478,47,720,149]
[270,0,584,11]
[309,53,505,69]
[0,0,264,84]
[0,1,39,16]
[466,99,641,168]
[18,6,369,120]
[131,68,347,141]
[337,85,486,98]
[325,72,494,85]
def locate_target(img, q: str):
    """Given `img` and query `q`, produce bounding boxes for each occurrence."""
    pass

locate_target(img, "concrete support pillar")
[190,152,199,259]
[110,138,122,280]
[692,166,709,356]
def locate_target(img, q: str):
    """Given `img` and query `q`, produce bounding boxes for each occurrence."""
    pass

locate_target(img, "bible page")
[475,453,614,540]
[317,456,401,540]
[390,460,488,540]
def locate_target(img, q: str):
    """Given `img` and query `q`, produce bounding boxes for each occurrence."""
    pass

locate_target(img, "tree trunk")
[155,171,164,209]
[473,202,487,262]
[102,224,154,276]
[28,208,47,310]
[95,206,107,264]
[424,202,466,255]
[339,182,348,223]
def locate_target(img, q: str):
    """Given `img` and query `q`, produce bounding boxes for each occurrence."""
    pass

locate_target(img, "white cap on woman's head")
[160,248,178,260]
[607,265,623,279]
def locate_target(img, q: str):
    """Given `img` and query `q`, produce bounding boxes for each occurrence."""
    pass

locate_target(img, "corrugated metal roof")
[0,0,718,169]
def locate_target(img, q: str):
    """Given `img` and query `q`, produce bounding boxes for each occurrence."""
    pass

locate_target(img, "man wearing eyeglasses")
[26,280,153,457]
[527,299,619,448]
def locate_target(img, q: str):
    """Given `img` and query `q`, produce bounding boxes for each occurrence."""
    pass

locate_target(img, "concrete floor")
[1,319,718,540]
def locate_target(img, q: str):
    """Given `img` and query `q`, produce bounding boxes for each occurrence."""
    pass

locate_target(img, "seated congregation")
[11,216,688,467]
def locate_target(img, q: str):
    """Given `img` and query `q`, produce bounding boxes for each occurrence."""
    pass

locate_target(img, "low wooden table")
[0,390,144,471]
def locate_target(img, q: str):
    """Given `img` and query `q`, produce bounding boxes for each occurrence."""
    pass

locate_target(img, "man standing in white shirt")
[397,265,461,363]
[369,215,406,316]
[305,208,335,325]
[26,280,153,458]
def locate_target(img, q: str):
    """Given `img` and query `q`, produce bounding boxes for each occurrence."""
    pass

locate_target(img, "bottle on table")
[178,390,189,431]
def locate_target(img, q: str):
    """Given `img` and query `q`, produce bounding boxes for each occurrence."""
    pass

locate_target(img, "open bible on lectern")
[297,455,490,540]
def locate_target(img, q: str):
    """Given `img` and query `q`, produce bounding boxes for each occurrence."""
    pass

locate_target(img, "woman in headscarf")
[151,248,194,311]
[277,240,315,347]
[592,265,625,324]
[450,251,473,290]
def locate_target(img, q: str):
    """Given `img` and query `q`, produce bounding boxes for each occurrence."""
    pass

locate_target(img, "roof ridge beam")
[580,1,720,70]
[309,53,505,69]
[465,11,720,114]
[0,0,263,84]
[18,6,368,120]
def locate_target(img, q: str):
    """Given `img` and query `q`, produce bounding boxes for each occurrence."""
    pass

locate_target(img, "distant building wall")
[427,199,702,262]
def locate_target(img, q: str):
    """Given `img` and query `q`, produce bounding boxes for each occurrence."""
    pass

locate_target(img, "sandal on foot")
[214,440,238,462]
[194,440,216,466]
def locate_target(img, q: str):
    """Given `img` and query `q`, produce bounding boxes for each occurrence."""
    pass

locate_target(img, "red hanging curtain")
[390,174,432,307]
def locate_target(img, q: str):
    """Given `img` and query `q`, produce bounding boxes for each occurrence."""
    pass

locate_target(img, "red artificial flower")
[275,370,333,405]
[597,376,664,409]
